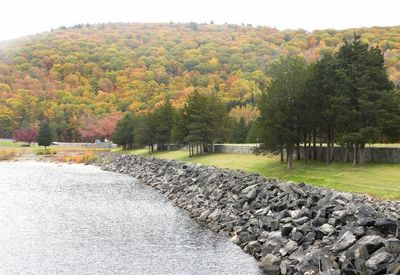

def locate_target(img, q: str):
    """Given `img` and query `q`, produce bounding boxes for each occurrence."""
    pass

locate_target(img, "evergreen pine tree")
[113,113,135,150]
[171,109,188,146]
[154,99,175,150]
[134,113,158,152]
[334,34,396,164]
[37,121,52,148]
[232,117,248,143]
[258,56,311,169]
[246,120,262,143]
[184,91,230,156]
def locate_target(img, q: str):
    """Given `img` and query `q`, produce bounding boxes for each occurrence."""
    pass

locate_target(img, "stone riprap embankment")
[96,153,400,275]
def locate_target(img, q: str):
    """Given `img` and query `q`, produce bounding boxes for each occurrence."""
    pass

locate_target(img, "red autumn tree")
[80,113,121,142]
[13,127,39,145]
[96,113,121,140]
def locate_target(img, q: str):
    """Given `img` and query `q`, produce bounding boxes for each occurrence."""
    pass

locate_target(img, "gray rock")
[354,259,368,274]
[375,217,398,236]
[241,184,258,194]
[320,270,341,275]
[356,204,377,218]
[288,246,306,262]
[259,253,281,267]
[290,228,304,243]
[207,208,220,220]
[246,188,258,200]
[279,240,298,256]
[345,243,369,261]
[254,207,270,216]
[198,209,210,221]
[247,240,260,250]
[263,236,286,255]
[384,238,400,255]
[288,209,302,219]
[281,223,293,237]
[293,216,310,225]
[365,251,392,271]
[387,254,400,274]
[295,253,320,274]
[230,234,239,244]
[303,231,316,243]
[260,265,280,275]
[319,223,335,235]
[332,231,356,252]
[320,254,337,271]
[357,235,385,254]
[352,226,365,237]
[258,231,270,242]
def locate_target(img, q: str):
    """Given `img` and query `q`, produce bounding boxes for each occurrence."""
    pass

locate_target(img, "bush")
[36,148,56,155]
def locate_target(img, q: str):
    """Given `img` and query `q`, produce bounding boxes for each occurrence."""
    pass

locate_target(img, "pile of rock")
[96,153,400,274]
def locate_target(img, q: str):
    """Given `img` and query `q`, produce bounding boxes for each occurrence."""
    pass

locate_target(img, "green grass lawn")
[0,140,25,147]
[123,148,400,200]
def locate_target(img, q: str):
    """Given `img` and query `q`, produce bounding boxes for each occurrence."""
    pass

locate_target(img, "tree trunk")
[280,146,284,162]
[286,147,289,163]
[296,143,300,160]
[326,140,330,164]
[326,128,331,164]
[330,128,335,162]
[320,141,323,162]
[359,145,365,165]
[304,138,308,164]
[353,144,358,165]
[313,130,317,160]
[287,146,293,170]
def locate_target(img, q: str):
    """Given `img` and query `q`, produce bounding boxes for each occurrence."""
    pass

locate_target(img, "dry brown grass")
[53,150,102,164]
[0,149,17,161]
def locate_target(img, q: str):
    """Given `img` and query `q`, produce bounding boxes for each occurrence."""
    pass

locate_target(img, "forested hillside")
[0,23,399,141]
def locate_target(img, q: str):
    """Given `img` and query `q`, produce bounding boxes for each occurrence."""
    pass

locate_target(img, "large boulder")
[332,231,356,252]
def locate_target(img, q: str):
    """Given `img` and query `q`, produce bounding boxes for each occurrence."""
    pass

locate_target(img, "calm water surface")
[0,161,259,274]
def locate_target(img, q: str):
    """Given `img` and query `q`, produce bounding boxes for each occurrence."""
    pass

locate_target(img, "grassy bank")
[123,149,400,200]
[0,140,25,147]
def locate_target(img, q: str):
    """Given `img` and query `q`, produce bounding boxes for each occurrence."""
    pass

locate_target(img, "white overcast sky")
[0,0,399,41]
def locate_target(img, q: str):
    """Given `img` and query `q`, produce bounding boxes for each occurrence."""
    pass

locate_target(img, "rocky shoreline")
[95,153,400,274]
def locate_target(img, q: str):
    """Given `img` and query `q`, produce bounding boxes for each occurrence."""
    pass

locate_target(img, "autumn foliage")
[80,113,121,142]
[0,23,399,141]
[13,127,38,145]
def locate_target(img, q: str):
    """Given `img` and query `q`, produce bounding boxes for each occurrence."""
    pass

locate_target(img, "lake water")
[0,161,259,274]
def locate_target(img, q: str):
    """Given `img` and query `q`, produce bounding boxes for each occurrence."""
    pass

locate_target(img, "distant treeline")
[114,35,400,168]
